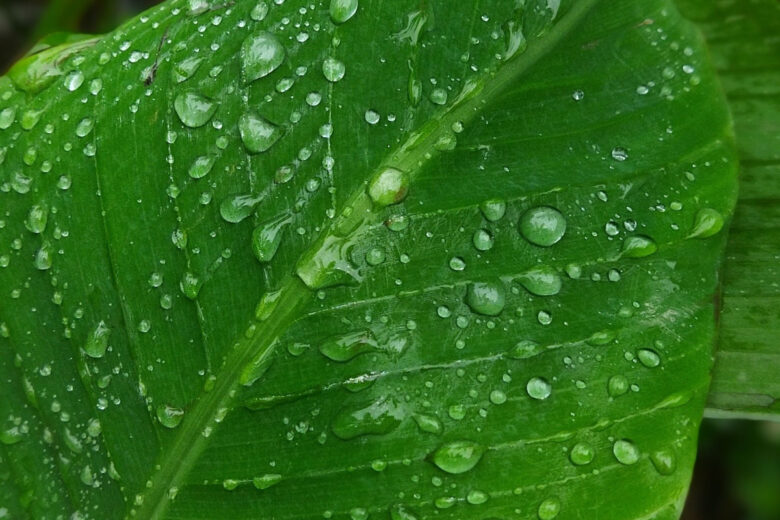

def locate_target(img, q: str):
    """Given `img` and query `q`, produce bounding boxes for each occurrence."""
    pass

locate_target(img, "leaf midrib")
[132,2,602,518]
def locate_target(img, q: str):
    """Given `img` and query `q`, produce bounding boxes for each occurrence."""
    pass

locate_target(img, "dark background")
[0,1,778,518]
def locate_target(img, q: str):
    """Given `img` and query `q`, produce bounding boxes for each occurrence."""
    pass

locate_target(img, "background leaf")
[676,0,780,421]
[0,0,738,518]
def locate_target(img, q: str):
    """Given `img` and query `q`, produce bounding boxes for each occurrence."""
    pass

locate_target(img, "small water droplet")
[637,348,661,368]
[611,147,628,161]
[84,321,111,358]
[390,504,418,520]
[322,57,346,82]
[537,497,561,520]
[569,442,594,465]
[64,70,85,91]
[621,235,657,258]
[480,198,506,222]
[472,229,494,251]
[412,413,442,435]
[25,204,48,234]
[650,448,677,475]
[220,193,262,223]
[320,330,377,362]
[253,473,282,490]
[179,271,202,300]
[516,265,561,296]
[331,396,404,439]
[429,87,448,105]
[188,155,216,179]
[156,404,184,428]
[509,339,543,359]
[252,214,291,262]
[608,375,629,397]
[367,167,409,207]
[239,112,283,153]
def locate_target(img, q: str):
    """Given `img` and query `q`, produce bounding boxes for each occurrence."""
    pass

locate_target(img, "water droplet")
[607,375,629,397]
[572,89,584,101]
[611,147,628,161]
[179,271,202,300]
[526,377,551,400]
[519,206,566,247]
[613,439,640,465]
[621,235,657,258]
[449,256,466,271]
[587,329,616,346]
[156,404,184,428]
[413,413,442,434]
[174,91,217,128]
[480,198,506,222]
[253,473,282,490]
[569,442,594,465]
[472,229,494,251]
[367,167,409,207]
[429,87,448,105]
[241,31,285,83]
[650,448,677,475]
[34,242,53,270]
[187,0,209,15]
[320,330,377,362]
[689,208,724,238]
[331,396,404,439]
[172,56,204,83]
[364,109,380,125]
[330,0,359,24]
[220,193,262,223]
[537,310,552,325]
[75,117,94,137]
[431,440,484,474]
[64,70,85,91]
[516,265,561,296]
[509,339,543,359]
[637,348,661,368]
[489,389,507,405]
[467,489,489,505]
[0,107,15,129]
[537,497,561,520]
[365,247,386,266]
[188,155,216,179]
[390,504,418,520]
[84,321,111,358]
[25,204,48,234]
[239,112,283,153]
[466,281,505,316]
[252,214,291,262]
[322,57,346,82]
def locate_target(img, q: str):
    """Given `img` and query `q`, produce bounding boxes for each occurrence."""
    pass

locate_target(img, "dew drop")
[516,265,561,296]
[390,504,418,520]
[174,91,217,128]
[412,413,442,435]
[320,330,377,362]
[252,214,290,262]
[466,281,505,316]
[621,235,657,258]
[689,208,724,238]
[366,248,386,266]
[637,348,661,368]
[64,70,85,91]
[220,193,262,223]
[607,375,629,397]
[84,321,111,358]
[367,167,409,207]
[156,404,184,429]
[526,377,551,400]
[253,473,282,490]
[480,198,506,222]
[569,442,595,465]
[239,112,283,153]
[613,439,640,465]
[179,271,203,300]
[331,396,403,439]
[25,204,48,234]
[467,489,489,505]
[241,31,285,83]
[330,0,359,24]
[537,497,561,520]
[172,56,204,83]
[650,448,677,475]
[472,229,494,251]
[34,242,53,270]
[431,440,484,474]
[519,206,566,247]
[429,87,448,105]
[611,147,628,161]
[322,57,346,82]
[509,339,543,359]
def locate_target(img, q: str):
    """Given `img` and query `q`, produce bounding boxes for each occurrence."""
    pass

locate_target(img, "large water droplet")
[516,265,562,296]
[569,442,595,465]
[472,229,494,251]
[330,0,359,24]
[480,198,506,222]
[431,440,484,474]
[252,214,291,263]
[331,396,404,439]
[367,167,409,207]
[84,320,111,358]
[322,57,346,82]
[537,497,561,520]
[253,473,282,490]
[320,330,378,362]
[241,31,285,83]
[188,155,216,179]
[156,404,184,429]
[519,206,566,247]
[239,112,282,153]
[526,377,551,400]
[509,339,543,359]
[179,271,203,300]
[466,281,505,316]
[613,439,640,465]
[637,348,661,368]
[607,375,629,397]
[172,56,204,83]
[25,204,48,234]
[650,448,677,475]
[413,413,442,435]
[220,193,262,223]
[689,208,724,238]
[621,235,657,258]
[174,91,217,128]
[34,242,53,270]
[390,504,418,520]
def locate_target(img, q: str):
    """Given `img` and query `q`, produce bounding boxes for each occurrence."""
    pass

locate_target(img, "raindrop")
[25,204,48,234]
[252,214,291,262]
[174,91,217,128]
[364,109,380,125]
[156,404,184,429]
[569,442,594,465]
[412,413,442,434]
[621,235,657,258]
[322,57,346,82]
[330,0,359,24]
[429,87,448,105]
[509,339,543,359]
[220,193,262,223]
[366,248,386,266]
[367,167,409,207]
[613,439,640,465]
[611,147,628,161]
[188,155,216,179]
[637,348,661,368]
[519,206,566,247]
[689,208,724,238]
[472,229,494,251]
[431,440,484,474]
[64,70,85,91]
[516,265,561,296]
[239,112,282,153]
[466,281,505,316]
[84,321,111,358]
[390,504,418,520]
[253,473,282,490]
[449,256,466,271]
[34,242,53,270]
[241,31,286,83]
[331,396,403,439]
[607,375,629,397]
[320,330,377,362]
[172,56,204,83]
[179,271,202,300]
[250,2,269,21]
[480,198,506,222]
[526,377,551,400]
[651,449,677,475]
[537,497,561,520]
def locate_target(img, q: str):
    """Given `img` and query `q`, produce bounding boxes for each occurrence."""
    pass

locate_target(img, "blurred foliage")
[0,1,777,519]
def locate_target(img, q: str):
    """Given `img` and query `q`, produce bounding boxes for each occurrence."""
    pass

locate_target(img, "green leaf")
[0,0,738,518]
[678,0,780,421]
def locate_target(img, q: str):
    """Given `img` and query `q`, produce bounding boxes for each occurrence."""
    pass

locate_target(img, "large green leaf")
[678,0,780,421]
[0,0,737,518]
